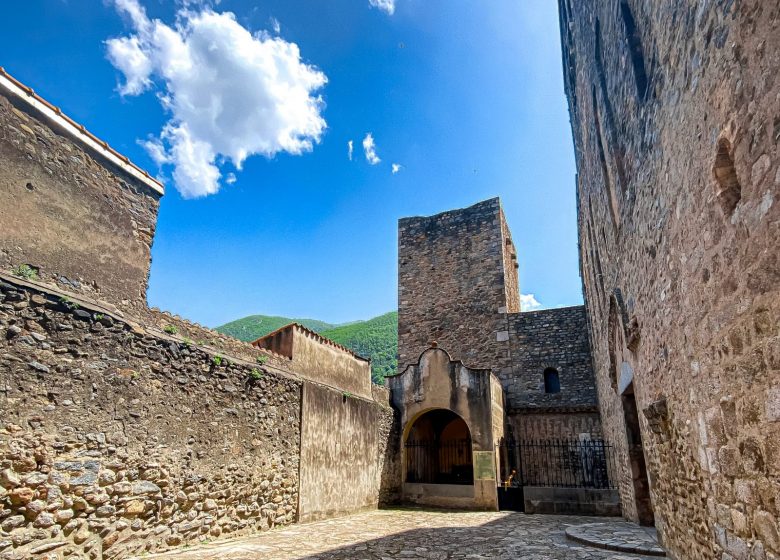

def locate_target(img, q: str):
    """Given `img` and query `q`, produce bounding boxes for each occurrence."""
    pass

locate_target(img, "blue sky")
[1,0,580,327]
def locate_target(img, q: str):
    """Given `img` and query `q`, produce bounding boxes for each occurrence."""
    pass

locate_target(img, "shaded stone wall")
[0,92,161,313]
[503,306,599,414]
[397,198,512,371]
[508,413,602,442]
[559,0,780,558]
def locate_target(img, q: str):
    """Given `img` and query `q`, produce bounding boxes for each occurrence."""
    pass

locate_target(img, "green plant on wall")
[256,355,268,365]
[59,296,79,310]
[12,264,38,281]
[249,368,263,381]
[212,355,223,367]
[164,325,178,335]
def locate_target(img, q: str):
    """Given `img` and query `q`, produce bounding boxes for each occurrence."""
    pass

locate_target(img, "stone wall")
[559,0,780,558]
[397,198,511,371]
[0,89,161,314]
[503,306,599,413]
[508,412,602,442]
[0,278,396,559]
[0,279,300,559]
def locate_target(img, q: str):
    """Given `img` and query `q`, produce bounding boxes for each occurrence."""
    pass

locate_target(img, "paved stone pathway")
[565,523,665,556]
[140,509,663,560]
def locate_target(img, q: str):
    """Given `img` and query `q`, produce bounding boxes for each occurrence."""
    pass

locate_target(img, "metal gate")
[498,438,617,510]
[405,438,473,485]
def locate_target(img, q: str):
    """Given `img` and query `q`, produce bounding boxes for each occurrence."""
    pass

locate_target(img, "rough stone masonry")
[559,1,779,559]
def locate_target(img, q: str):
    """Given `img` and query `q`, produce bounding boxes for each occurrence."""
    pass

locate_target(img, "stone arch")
[404,408,474,486]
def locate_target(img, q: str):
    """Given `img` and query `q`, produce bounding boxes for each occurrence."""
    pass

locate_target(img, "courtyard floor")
[141,508,662,560]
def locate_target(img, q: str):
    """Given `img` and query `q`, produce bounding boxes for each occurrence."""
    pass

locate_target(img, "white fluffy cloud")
[106,0,327,198]
[391,163,402,174]
[520,293,542,311]
[369,0,396,15]
[362,133,381,165]
[347,140,354,161]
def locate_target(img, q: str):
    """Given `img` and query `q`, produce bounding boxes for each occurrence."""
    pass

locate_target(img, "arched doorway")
[405,409,473,485]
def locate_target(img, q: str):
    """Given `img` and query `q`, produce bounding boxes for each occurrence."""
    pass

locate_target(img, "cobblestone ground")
[141,509,661,560]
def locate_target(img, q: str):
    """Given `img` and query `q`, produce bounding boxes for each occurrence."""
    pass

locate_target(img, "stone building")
[559,1,780,559]
[397,198,601,441]
[0,67,397,559]
[392,198,616,514]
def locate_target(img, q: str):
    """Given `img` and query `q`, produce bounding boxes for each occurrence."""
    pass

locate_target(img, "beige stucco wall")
[291,328,373,399]
[298,383,395,522]
[388,347,504,510]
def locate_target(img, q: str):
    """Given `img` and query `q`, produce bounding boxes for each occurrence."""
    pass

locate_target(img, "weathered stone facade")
[397,199,601,441]
[559,1,780,558]
[0,75,162,314]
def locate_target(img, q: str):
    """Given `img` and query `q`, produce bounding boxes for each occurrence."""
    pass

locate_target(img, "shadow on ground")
[151,508,656,560]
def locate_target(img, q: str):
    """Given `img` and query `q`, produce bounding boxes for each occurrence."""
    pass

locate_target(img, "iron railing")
[405,438,473,485]
[500,438,617,489]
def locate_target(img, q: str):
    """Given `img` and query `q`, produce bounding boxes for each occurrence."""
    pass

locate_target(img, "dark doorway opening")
[544,367,561,393]
[622,384,655,525]
[405,409,473,485]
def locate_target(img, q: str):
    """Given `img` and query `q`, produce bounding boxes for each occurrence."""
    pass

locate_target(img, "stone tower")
[397,197,520,372]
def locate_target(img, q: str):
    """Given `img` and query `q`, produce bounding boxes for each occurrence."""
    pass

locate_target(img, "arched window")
[544,368,561,394]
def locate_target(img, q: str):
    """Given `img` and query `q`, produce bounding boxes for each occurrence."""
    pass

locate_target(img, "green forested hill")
[214,311,398,384]
[321,312,397,384]
[215,315,336,342]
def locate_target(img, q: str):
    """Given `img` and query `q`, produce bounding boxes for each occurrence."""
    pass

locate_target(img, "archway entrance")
[622,383,654,525]
[405,409,473,485]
